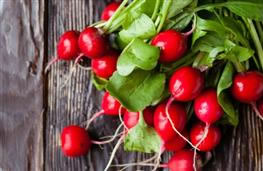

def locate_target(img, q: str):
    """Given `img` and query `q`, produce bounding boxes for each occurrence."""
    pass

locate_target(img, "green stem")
[165,51,197,76]
[256,21,263,44]
[151,0,161,21]
[233,61,246,73]
[104,0,129,31]
[105,0,146,33]
[246,19,263,70]
[194,3,225,13]
[157,0,172,33]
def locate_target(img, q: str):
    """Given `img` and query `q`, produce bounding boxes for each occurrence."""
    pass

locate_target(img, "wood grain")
[44,0,263,171]
[0,0,44,170]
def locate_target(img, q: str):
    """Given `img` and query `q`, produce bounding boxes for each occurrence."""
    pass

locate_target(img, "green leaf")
[220,16,249,47]
[167,0,193,19]
[91,72,108,90]
[106,70,166,112]
[195,16,226,37]
[119,14,157,43]
[224,1,263,21]
[124,112,162,153]
[117,38,160,76]
[217,62,239,126]
[224,40,254,62]
[171,14,194,31]
[139,0,158,17]
[193,32,225,53]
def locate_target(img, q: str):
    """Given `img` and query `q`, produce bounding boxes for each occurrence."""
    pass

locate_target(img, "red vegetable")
[232,71,263,103]
[168,149,202,171]
[123,107,154,129]
[169,66,204,102]
[154,101,187,142]
[91,51,118,79]
[78,27,108,59]
[102,91,123,115]
[151,30,187,63]
[101,2,121,21]
[45,30,80,73]
[194,89,223,124]
[164,130,188,152]
[190,122,221,152]
[61,125,91,157]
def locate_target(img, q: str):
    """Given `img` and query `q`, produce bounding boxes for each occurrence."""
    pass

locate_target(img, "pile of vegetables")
[46,0,263,170]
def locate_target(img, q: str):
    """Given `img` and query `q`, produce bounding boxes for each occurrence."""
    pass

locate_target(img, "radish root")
[193,123,209,171]
[85,110,105,129]
[166,96,198,149]
[104,134,125,171]
[44,57,59,74]
[119,106,129,131]
[251,102,263,121]
[91,123,124,145]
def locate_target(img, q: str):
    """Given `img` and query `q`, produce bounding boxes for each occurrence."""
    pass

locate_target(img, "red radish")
[169,66,204,102]
[102,91,123,115]
[61,125,91,157]
[123,107,154,129]
[86,92,125,129]
[78,27,108,59]
[45,30,80,73]
[168,150,202,171]
[91,51,118,79]
[232,71,263,103]
[164,130,188,152]
[194,89,223,124]
[101,2,121,21]
[190,122,221,152]
[154,101,187,142]
[151,29,187,63]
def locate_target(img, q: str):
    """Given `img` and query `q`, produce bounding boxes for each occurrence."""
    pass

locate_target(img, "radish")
[232,71,263,103]
[169,66,204,102]
[123,107,154,129]
[86,91,125,129]
[113,149,202,171]
[168,150,202,171]
[151,29,187,63]
[194,89,223,124]
[78,27,109,60]
[101,2,121,21]
[154,101,187,142]
[190,122,221,152]
[45,30,80,73]
[91,51,118,79]
[61,125,91,157]
[164,130,188,152]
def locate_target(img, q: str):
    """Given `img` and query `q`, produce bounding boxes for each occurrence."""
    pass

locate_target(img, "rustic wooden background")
[0,0,262,171]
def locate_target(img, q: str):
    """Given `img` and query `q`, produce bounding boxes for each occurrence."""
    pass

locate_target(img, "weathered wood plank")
[0,0,45,170]
[45,0,263,171]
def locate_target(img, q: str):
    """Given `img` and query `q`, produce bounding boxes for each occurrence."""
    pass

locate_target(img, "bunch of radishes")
[46,0,263,171]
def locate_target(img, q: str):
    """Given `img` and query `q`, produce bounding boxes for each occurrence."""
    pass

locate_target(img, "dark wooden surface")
[0,0,263,171]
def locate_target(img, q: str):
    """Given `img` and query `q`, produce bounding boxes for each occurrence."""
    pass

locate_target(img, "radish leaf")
[106,70,165,111]
[117,38,160,76]
[217,62,239,126]
[124,112,162,153]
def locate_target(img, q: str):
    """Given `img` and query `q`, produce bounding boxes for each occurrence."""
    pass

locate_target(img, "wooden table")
[0,0,262,170]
